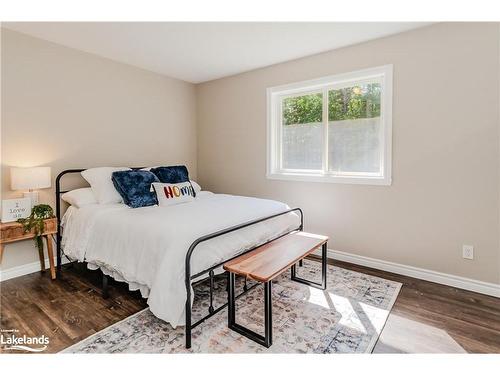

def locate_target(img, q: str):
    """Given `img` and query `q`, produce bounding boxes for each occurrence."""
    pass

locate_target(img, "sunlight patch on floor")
[306,288,367,334]
[305,287,331,309]
[358,301,388,334]
[373,313,466,353]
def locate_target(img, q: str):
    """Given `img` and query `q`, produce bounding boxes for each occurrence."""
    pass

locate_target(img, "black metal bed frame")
[55,168,304,349]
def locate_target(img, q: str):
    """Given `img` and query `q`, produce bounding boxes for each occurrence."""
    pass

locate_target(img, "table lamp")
[10,167,51,206]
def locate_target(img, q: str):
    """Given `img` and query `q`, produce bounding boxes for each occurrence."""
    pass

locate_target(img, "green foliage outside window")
[282,93,323,125]
[282,83,381,125]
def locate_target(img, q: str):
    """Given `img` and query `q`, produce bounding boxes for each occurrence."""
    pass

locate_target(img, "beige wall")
[2,23,499,285]
[0,29,197,270]
[197,23,500,284]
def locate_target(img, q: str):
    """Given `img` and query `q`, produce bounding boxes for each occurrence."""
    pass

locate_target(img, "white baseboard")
[0,257,70,282]
[318,248,500,298]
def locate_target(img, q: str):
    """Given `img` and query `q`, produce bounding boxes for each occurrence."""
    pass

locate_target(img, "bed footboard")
[184,207,303,349]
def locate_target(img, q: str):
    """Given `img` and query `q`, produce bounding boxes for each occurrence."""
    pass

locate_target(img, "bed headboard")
[55,169,85,274]
[54,167,143,274]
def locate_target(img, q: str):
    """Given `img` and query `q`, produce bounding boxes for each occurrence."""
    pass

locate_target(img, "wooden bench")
[223,231,328,348]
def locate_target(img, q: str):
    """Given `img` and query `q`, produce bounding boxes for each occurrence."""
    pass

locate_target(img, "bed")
[55,168,303,348]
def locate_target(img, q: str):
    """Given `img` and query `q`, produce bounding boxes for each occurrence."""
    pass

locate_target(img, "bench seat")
[223,231,328,282]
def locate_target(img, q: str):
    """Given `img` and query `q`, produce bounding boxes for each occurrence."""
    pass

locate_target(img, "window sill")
[266,172,392,186]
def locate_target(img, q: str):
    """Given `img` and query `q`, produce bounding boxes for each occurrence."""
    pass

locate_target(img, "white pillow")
[81,167,130,204]
[152,181,195,206]
[61,188,98,208]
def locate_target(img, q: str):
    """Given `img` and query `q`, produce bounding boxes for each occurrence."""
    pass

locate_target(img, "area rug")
[63,262,401,353]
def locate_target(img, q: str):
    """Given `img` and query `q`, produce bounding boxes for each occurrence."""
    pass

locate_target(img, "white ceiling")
[4,22,431,83]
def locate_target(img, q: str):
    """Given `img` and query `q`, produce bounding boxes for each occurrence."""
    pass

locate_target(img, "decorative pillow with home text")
[151,181,195,206]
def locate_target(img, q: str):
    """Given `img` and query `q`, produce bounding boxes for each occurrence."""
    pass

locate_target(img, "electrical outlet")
[462,245,474,260]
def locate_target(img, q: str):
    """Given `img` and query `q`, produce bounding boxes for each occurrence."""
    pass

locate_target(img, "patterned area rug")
[63,262,401,353]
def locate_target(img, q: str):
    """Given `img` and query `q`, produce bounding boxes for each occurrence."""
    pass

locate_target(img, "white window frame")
[266,65,393,186]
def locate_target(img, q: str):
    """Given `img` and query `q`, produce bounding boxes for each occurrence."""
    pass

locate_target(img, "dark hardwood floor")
[1,259,499,353]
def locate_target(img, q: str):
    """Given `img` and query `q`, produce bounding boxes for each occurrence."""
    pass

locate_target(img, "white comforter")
[61,192,300,327]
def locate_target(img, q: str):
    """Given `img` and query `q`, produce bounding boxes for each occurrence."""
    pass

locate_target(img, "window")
[267,65,392,185]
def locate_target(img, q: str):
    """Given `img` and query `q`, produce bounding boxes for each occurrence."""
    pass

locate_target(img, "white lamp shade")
[11,167,51,191]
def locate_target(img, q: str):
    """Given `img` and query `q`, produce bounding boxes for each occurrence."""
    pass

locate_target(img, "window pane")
[328,83,381,121]
[328,83,382,174]
[282,93,323,170]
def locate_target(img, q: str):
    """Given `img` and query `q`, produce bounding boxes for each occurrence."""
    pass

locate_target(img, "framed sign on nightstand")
[1,198,31,223]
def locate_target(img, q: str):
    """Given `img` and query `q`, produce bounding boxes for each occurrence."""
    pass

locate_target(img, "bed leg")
[102,274,109,299]
[209,270,215,314]
[185,290,192,349]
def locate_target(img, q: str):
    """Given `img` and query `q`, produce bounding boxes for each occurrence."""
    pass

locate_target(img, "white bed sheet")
[61,191,300,328]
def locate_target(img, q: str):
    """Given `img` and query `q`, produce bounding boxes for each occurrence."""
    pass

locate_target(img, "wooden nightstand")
[0,217,58,279]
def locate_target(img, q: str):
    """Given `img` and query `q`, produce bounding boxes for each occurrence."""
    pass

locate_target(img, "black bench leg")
[321,242,327,289]
[291,242,327,290]
[264,281,272,347]
[228,272,236,326]
[228,272,272,348]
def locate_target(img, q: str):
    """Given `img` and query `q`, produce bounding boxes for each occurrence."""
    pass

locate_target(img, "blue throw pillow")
[150,165,190,184]
[111,170,159,208]
[150,165,196,197]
